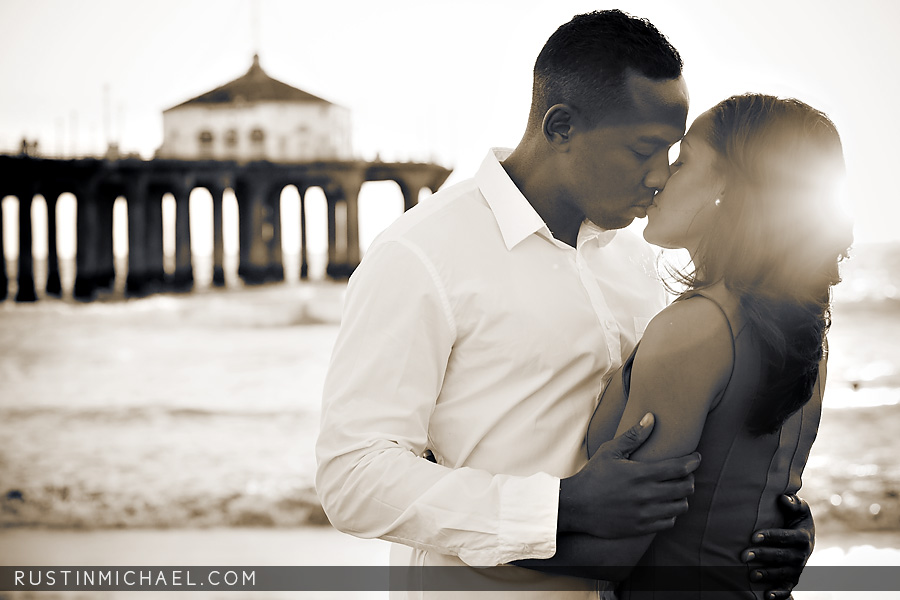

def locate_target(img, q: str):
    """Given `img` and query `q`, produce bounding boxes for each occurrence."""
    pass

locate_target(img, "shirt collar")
[475,148,618,251]
[475,148,546,250]
[577,220,618,250]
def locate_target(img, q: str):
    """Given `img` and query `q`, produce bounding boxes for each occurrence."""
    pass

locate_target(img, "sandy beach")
[2,242,900,598]
[2,278,899,531]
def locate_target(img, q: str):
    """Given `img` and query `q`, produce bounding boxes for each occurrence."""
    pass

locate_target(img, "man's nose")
[644,154,672,191]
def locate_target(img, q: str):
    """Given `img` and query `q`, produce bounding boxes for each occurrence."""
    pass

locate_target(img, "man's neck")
[501,147,583,248]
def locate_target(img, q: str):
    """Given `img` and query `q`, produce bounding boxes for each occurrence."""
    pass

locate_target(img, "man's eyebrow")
[636,135,682,146]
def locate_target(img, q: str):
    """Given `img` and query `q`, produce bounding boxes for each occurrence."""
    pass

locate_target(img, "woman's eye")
[632,150,651,160]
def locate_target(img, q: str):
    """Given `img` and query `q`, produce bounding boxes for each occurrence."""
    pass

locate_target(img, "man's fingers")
[636,453,702,484]
[761,590,793,600]
[742,546,806,565]
[778,494,810,519]
[642,476,695,503]
[751,528,812,547]
[750,566,801,584]
[627,498,691,535]
[635,515,679,535]
[599,412,655,459]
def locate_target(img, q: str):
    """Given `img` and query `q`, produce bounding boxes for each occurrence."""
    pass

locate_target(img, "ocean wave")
[0,405,316,422]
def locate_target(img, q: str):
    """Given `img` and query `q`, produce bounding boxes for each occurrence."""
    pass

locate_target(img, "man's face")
[561,73,689,230]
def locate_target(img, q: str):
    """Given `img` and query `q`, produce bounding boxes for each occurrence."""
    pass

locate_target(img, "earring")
[714,198,722,207]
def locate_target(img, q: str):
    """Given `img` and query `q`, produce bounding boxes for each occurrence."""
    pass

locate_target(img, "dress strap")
[622,291,739,409]
[679,290,738,410]
[621,341,639,399]
[593,289,741,456]
[681,289,738,342]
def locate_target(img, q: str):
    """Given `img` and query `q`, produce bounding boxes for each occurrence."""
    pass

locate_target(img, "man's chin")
[604,216,636,231]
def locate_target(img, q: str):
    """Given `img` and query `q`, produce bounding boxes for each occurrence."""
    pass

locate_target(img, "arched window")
[225,130,237,147]
[250,128,265,143]
[198,130,214,158]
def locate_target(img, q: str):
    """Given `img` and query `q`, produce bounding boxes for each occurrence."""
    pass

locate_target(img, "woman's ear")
[542,104,575,150]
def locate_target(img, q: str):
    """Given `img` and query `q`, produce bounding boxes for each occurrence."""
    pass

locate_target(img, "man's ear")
[542,104,575,150]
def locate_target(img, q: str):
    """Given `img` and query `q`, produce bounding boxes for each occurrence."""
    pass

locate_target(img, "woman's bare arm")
[517,296,734,577]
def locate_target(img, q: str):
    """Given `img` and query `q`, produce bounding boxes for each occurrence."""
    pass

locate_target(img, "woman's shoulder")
[646,288,734,348]
[623,287,739,460]
[681,281,743,332]
[639,288,736,389]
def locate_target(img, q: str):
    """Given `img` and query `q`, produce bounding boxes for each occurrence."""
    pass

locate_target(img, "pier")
[0,155,451,302]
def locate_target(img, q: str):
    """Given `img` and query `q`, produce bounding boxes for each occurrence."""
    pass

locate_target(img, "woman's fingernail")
[754,533,765,542]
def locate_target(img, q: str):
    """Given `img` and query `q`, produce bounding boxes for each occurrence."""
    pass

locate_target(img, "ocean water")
[0,242,898,577]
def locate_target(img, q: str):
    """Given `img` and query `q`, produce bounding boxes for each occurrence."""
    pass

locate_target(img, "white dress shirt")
[316,149,666,598]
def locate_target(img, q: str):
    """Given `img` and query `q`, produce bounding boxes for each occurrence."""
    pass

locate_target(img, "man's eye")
[632,149,652,160]
[671,161,684,170]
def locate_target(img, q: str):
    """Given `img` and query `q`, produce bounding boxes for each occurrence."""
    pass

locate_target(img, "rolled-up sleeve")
[315,239,560,567]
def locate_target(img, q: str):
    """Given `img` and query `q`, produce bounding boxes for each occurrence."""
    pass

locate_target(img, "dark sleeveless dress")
[591,290,824,599]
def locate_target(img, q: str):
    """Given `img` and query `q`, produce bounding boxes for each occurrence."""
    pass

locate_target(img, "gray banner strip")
[2,566,899,592]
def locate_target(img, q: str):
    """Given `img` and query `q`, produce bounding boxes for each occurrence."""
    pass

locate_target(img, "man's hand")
[741,494,815,600]
[558,413,700,538]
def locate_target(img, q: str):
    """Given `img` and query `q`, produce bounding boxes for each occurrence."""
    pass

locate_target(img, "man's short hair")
[529,10,683,128]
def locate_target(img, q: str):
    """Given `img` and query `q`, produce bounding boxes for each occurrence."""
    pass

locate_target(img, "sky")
[1,0,898,246]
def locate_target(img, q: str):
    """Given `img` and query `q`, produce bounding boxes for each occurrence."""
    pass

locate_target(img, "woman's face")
[643,111,725,254]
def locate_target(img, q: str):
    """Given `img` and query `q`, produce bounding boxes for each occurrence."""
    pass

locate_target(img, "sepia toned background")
[1,1,899,598]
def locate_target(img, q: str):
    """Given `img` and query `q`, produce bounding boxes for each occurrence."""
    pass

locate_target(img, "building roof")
[165,55,331,111]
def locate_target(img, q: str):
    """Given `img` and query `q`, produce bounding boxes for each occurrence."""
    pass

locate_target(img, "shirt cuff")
[498,472,560,562]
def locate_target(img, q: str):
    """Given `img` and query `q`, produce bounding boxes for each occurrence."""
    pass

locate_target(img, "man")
[316,10,813,598]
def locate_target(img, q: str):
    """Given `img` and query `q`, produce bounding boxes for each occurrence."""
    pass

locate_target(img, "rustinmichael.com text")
[14,568,256,589]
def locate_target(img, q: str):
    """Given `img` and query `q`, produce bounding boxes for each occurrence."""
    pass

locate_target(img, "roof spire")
[251,0,261,58]
[164,56,332,110]
[247,53,263,79]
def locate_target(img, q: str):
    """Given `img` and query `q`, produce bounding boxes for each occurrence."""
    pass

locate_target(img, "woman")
[586,93,852,598]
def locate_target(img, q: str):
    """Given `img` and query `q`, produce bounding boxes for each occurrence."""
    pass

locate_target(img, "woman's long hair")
[670,94,853,435]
